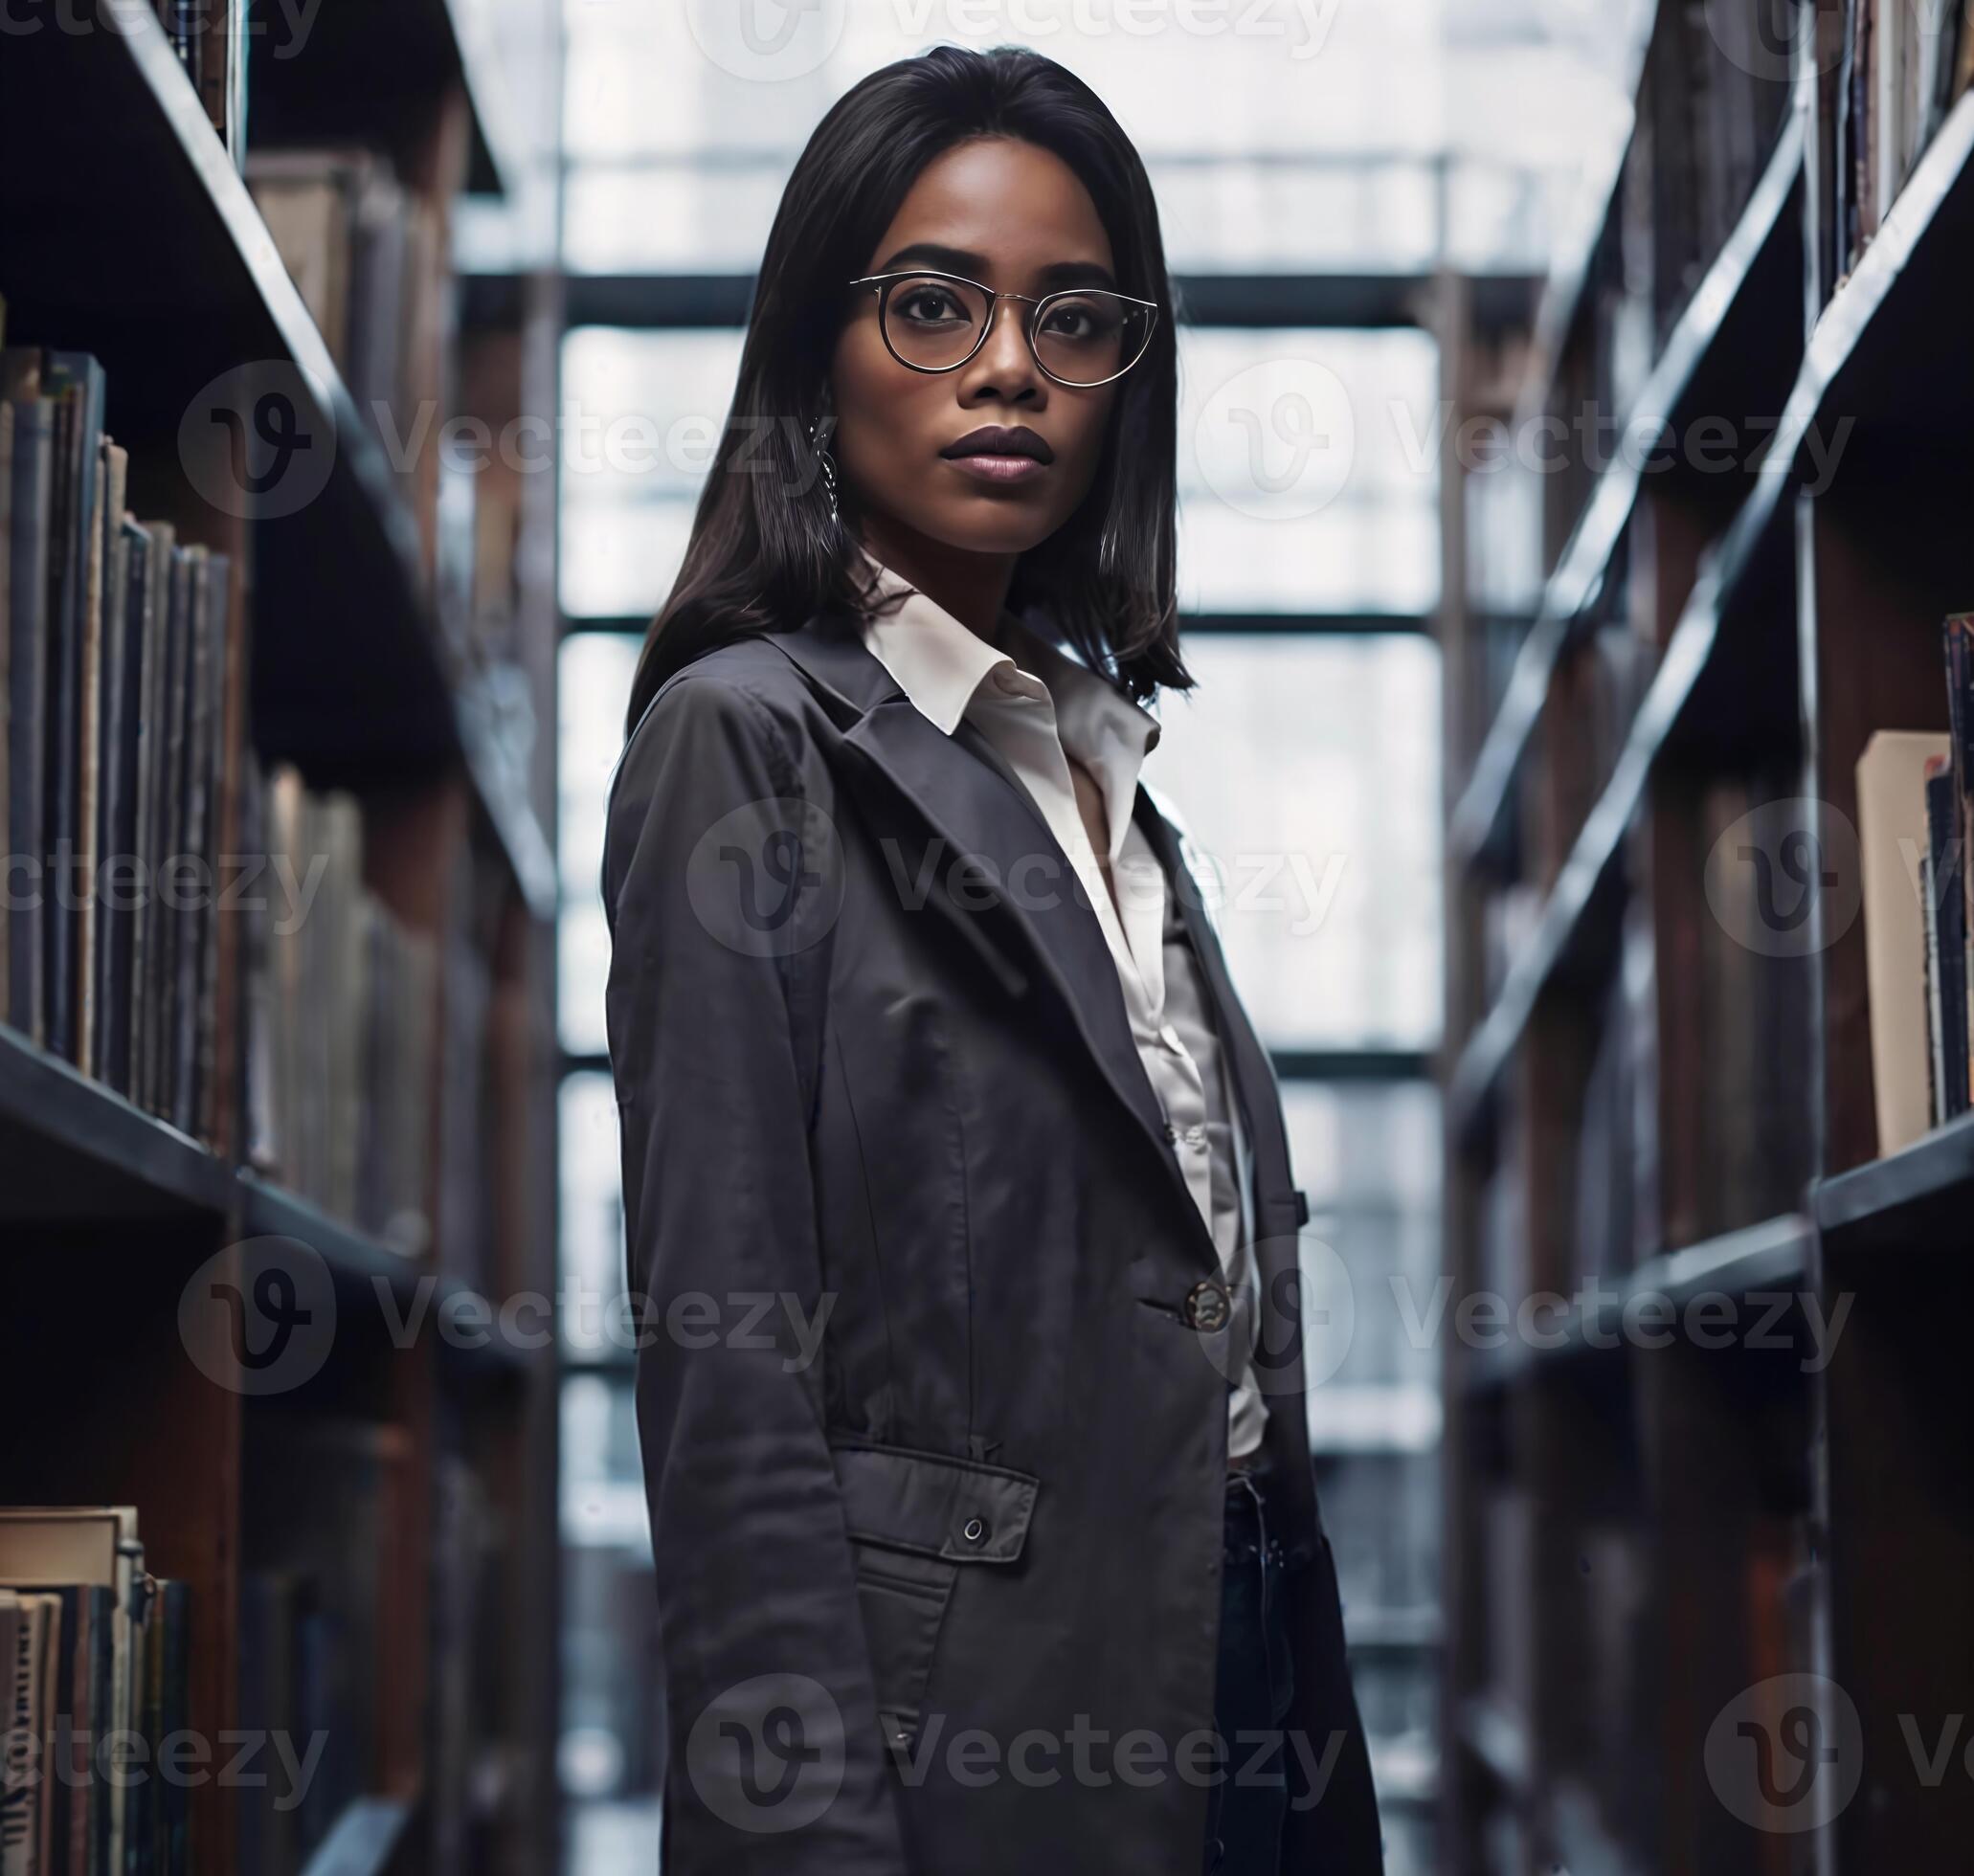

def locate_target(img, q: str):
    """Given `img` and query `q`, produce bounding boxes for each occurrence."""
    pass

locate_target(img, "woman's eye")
[1043,300,1110,341]
[898,287,967,324]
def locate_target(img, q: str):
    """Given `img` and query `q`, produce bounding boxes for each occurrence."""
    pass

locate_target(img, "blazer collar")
[758,609,1297,1278]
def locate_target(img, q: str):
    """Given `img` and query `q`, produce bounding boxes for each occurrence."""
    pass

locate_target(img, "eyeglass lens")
[881,274,1149,385]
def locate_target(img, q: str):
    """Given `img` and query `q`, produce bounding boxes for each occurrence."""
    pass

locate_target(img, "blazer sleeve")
[601,670,911,1873]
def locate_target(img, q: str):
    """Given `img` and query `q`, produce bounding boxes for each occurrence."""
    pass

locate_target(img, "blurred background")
[8,0,1972,1872]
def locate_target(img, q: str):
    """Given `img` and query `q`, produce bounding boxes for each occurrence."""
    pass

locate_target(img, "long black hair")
[621,41,1189,739]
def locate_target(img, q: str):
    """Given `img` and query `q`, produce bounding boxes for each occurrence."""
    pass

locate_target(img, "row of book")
[237,1418,405,1876]
[1479,760,1817,1301]
[1637,0,1797,349]
[1475,1490,1820,1876]
[1837,0,1974,276]
[1556,0,1796,468]
[2,340,239,1146]
[240,764,438,1251]
[245,146,452,585]
[0,1508,188,1876]
[1855,612,1974,1155]
[6,331,469,1250]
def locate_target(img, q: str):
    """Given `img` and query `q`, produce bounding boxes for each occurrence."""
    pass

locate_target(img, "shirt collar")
[851,544,1164,865]
[853,544,1013,737]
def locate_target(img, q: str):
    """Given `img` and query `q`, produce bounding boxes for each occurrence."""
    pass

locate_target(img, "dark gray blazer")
[601,607,1384,1874]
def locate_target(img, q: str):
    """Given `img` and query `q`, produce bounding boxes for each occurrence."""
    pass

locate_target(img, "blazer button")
[961,1516,989,1545]
[1183,1278,1231,1332]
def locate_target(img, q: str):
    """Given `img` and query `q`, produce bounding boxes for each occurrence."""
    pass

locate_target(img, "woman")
[602,43,1383,1876]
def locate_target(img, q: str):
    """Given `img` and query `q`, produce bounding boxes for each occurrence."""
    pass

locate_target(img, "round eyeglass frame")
[846,269,1161,389]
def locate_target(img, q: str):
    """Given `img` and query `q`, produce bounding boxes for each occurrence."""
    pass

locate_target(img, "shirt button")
[1182,1124,1208,1150]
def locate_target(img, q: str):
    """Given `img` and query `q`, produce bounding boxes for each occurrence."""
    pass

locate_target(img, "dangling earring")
[807,412,840,528]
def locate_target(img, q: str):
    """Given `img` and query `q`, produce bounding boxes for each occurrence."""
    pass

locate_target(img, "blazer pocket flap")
[829,1438,1038,1565]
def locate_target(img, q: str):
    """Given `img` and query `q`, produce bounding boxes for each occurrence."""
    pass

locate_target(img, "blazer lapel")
[763,613,1221,1276]
[1131,790,1302,1237]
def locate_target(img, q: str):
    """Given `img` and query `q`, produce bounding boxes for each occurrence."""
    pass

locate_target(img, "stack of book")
[0,1508,190,1876]
[1837,0,1974,272]
[244,147,453,579]
[241,763,438,1249]
[1856,613,1974,1154]
[2,342,240,1147]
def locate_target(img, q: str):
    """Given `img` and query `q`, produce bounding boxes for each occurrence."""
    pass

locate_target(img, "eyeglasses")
[846,269,1159,389]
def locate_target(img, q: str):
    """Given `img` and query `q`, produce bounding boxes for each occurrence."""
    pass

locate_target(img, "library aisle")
[3,3,1969,1873]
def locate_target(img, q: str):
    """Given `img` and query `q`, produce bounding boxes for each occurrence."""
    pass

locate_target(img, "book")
[1,390,51,1039]
[75,437,125,1080]
[0,1509,149,1876]
[1855,729,1952,1154]
[96,520,151,1097]
[39,353,107,1066]
[249,766,437,1240]
[1922,757,1968,1127]
[1837,0,1973,270]
[1946,615,1974,1112]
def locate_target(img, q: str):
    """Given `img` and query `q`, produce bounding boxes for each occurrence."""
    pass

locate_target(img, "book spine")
[0,402,11,1017]
[1945,615,1974,1104]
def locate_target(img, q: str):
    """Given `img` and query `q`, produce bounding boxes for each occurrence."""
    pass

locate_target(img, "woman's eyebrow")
[873,240,1119,289]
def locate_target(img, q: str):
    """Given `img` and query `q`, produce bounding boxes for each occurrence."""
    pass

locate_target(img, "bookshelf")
[1438,0,1974,1868]
[0,4,561,1875]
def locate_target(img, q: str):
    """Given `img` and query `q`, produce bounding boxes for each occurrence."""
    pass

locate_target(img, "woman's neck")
[855,523,1017,646]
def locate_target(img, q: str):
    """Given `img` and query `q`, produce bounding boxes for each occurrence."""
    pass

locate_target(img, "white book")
[1856,729,1953,1154]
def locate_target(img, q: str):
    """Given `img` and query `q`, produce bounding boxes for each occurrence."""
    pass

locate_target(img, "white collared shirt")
[852,546,1267,1460]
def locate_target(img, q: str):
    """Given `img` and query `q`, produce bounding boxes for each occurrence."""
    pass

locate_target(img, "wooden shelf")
[1442,23,1974,1876]
[1462,1215,1813,1396]
[1448,111,1807,868]
[0,3,555,922]
[0,1025,232,1224]
[1,10,564,1875]
[1814,1109,1974,1250]
[0,1019,530,1379]
[1787,88,1974,451]
[1447,458,1796,1136]
[1447,89,1974,1139]
[237,1172,536,1381]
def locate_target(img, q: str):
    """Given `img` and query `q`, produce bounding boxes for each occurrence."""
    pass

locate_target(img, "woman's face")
[830,135,1124,564]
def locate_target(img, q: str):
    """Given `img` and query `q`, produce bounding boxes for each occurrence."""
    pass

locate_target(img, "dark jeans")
[1201,1463,1297,1875]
